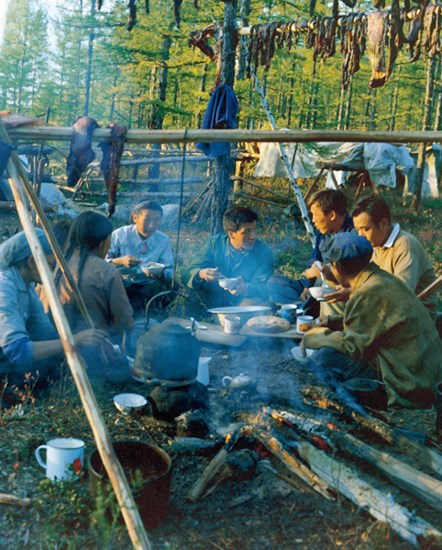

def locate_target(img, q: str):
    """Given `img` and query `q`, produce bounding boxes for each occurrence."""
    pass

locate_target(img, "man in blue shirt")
[267,189,355,314]
[107,201,174,312]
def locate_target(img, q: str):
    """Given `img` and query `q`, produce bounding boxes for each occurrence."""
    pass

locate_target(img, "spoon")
[315,261,328,287]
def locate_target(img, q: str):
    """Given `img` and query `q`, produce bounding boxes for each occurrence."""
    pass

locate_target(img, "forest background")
[0,0,440,134]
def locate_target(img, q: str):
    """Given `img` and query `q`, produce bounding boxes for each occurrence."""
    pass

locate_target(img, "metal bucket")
[88,441,172,530]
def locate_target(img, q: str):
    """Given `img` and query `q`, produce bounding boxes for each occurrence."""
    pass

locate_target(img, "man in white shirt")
[352,197,437,319]
[107,201,174,311]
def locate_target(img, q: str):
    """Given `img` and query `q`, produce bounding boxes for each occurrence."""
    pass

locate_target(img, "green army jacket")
[304,262,442,407]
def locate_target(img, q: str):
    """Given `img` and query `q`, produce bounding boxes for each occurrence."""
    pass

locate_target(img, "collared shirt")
[107,225,174,281]
[372,225,437,319]
[382,223,401,248]
[0,267,58,369]
[182,233,273,301]
[304,263,442,407]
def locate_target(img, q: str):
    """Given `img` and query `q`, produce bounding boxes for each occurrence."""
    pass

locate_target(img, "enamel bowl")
[113,393,147,415]
[208,305,272,327]
[140,263,166,276]
[308,286,334,301]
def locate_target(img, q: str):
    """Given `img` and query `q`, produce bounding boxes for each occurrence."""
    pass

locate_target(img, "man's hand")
[112,255,141,268]
[228,277,247,296]
[300,287,311,301]
[74,329,108,347]
[304,263,321,280]
[199,267,224,282]
[324,286,351,303]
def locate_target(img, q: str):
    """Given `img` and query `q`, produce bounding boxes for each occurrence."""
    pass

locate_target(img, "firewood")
[303,385,442,476]
[292,436,442,546]
[249,427,334,500]
[187,433,239,502]
[0,493,31,507]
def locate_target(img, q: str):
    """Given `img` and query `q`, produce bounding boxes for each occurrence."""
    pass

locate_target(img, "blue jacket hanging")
[196,84,239,158]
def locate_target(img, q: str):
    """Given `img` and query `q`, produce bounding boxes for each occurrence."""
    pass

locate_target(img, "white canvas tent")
[408,144,441,198]
[253,141,416,191]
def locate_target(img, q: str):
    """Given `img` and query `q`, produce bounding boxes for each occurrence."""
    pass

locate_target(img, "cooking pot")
[134,319,201,381]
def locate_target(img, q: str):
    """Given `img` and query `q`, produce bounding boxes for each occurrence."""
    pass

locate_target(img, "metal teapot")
[134,319,201,381]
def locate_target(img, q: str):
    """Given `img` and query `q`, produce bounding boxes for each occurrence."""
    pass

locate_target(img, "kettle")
[134,319,201,381]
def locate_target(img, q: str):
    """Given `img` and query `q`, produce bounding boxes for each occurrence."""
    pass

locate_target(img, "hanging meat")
[367,10,389,88]
[422,3,442,55]
[247,22,288,74]
[66,117,99,188]
[404,0,430,61]
[339,13,367,88]
[189,24,220,60]
[99,123,127,218]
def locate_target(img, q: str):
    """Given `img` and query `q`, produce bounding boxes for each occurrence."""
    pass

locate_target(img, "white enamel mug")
[35,438,85,481]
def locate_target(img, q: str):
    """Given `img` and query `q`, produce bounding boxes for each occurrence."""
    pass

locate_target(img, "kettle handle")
[222,376,233,387]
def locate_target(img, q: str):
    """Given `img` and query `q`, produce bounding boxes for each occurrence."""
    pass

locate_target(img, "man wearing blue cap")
[0,230,107,399]
[301,232,442,408]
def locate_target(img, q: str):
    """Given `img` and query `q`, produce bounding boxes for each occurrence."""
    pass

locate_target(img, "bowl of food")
[308,286,334,301]
[140,262,166,277]
[219,277,240,290]
[207,305,272,327]
[113,393,147,415]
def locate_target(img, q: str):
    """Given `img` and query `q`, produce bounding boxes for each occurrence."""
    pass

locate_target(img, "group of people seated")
[0,191,440,409]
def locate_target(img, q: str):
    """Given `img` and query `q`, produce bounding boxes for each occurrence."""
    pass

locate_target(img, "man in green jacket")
[181,206,273,308]
[302,232,442,408]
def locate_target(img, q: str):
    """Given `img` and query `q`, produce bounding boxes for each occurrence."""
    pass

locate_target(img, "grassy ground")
[0,181,441,548]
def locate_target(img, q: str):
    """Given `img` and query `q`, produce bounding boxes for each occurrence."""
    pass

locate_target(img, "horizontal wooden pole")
[8,126,442,144]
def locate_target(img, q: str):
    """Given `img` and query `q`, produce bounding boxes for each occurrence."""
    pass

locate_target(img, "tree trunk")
[83,0,96,116]
[389,66,401,131]
[109,74,117,120]
[369,88,377,130]
[287,77,294,127]
[235,0,250,81]
[148,34,171,190]
[344,80,353,130]
[411,55,437,212]
[211,0,237,235]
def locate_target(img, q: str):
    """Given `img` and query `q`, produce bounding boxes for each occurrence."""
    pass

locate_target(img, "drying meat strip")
[189,24,219,60]
[423,4,442,55]
[404,1,430,61]
[99,123,127,218]
[127,0,137,31]
[66,117,99,188]
[367,10,388,88]
[340,13,367,88]
[247,22,287,74]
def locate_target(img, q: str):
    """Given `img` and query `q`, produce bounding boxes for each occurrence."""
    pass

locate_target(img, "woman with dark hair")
[55,211,134,352]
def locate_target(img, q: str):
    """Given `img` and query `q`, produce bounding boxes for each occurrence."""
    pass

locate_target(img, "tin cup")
[277,304,298,324]
[35,438,85,481]
[224,315,241,335]
[296,315,314,334]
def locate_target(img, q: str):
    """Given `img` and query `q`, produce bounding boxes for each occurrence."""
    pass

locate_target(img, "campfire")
[151,344,442,548]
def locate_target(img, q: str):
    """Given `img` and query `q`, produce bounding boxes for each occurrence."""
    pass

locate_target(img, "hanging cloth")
[196,84,239,158]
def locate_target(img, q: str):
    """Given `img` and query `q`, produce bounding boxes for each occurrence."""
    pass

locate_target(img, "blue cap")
[328,233,373,263]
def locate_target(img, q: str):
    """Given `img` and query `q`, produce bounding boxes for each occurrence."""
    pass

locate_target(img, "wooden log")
[330,431,442,512]
[418,275,442,301]
[302,386,442,476]
[1,121,152,550]
[187,433,239,502]
[294,436,442,546]
[0,493,31,507]
[121,156,210,166]
[8,126,442,145]
[57,186,193,199]
[250,427,334,499]
[0,200,54,212]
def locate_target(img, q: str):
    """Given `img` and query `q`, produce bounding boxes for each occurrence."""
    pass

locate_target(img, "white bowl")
[140,262,166,276]
[113,393,147,414]
[308,286,334,300]
[208,305,272,327]
[219,278,240,290]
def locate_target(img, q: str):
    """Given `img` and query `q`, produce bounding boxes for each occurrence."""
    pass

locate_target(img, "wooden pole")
[3,141,152,550]
[7,126,442,144]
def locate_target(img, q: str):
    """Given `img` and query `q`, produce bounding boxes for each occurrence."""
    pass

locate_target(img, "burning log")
[284,433,442,546]
[303,386,442,476]
[187,432,239,502]
[0,493,31,507]
[248,427,334,500]
[329,431,442,513]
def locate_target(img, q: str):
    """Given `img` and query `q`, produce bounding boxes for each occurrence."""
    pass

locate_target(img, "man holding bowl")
[106,200,174,312]
[301,232,442,408]
[182,206,273,308]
